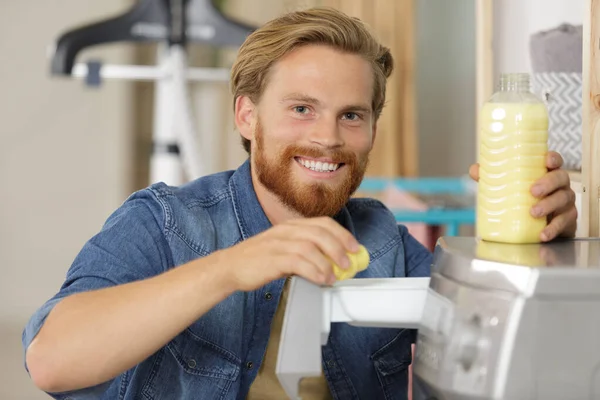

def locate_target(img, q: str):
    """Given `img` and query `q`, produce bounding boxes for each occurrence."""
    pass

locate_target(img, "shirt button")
[246,361,254,369]
[265,292,273,300]
[327,360,335,368]
[187,359,197,369]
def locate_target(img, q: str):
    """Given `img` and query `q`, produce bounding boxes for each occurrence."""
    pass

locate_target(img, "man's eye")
[294,106,310,114]
[342,112,360,121]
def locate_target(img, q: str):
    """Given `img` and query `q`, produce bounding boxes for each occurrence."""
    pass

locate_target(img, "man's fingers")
[469,163,479,182]
[284,253,333,286]
[530,187,576,218]
[284,221,352,270]
[546,151,564,170]
[292,217,360,253]
[288,240,336,275]
[530,169,570,198]
[541,205,578,242]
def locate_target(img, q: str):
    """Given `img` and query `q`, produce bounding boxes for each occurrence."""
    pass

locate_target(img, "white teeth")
[298,158,340,172]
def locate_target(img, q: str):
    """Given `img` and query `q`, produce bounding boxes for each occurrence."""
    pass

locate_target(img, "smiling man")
[239,42,374,222]
[22,7,577,400]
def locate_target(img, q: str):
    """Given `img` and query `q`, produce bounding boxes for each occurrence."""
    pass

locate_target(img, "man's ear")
[235,96,256,141]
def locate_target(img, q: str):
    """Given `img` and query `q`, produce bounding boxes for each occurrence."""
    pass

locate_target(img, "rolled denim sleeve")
[398,224,432,277]
[22,189,172,399]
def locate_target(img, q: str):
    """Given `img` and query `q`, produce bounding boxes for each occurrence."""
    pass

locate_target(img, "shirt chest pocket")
[142,328,241,400]
[371,328,415,400]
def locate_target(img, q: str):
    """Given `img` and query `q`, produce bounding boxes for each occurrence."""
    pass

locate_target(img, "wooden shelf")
[581,0,600,236]
[569,170,582,194]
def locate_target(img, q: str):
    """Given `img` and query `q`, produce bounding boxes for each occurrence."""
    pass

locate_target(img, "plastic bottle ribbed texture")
[477,73,549,244]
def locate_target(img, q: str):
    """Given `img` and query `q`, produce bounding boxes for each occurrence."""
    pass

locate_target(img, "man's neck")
[250,168,303,225]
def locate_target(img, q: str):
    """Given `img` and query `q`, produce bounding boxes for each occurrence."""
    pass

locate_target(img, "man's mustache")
[285,145,356,165]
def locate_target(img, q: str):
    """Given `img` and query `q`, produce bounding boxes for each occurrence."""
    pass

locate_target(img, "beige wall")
[0,1,135,398]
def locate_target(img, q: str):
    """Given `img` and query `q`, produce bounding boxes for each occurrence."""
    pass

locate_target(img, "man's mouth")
[295,157,344,173]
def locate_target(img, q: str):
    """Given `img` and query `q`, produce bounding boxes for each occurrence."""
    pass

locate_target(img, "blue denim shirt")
[23,160,432,400]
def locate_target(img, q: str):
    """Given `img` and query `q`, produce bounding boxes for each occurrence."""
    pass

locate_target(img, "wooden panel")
[372,0,401,178]
[570,170,583,194]
[396,0,418,177]
[581,0,600,237]
[322,0,418,178]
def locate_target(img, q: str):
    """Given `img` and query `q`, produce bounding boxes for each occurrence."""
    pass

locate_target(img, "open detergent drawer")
[275,276,430,399]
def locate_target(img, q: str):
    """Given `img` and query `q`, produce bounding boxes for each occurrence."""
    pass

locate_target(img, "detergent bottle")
[477,73,549,243]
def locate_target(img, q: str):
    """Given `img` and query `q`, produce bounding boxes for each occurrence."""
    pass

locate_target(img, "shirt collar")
[229,159,273,240]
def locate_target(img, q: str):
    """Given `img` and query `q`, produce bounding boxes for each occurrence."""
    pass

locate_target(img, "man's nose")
[307,116,344,148]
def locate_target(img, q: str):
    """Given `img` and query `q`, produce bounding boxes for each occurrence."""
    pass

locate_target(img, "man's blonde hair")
[230,7,394,154]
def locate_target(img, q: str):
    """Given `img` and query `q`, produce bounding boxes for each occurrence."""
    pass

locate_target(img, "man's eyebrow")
[280,93,321,105]
[280,93,372,113]
[342,104,372,114]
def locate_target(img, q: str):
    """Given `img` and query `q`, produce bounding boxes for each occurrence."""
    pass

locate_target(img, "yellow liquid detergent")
[478,101,548,244]
[331,245,370,280]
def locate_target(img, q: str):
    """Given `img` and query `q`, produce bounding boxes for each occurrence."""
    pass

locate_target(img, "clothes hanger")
[50,0,255,76]
[186,0,255,46]
[49,0,256,185]
[51,0,169,75]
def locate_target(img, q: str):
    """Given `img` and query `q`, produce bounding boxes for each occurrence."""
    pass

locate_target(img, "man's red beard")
[253,121,369,217]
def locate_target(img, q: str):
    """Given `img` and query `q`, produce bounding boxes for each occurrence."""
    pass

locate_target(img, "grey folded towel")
[529,23,582,73]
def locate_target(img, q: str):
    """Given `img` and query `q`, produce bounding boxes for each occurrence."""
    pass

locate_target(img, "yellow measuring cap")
[332,245,370,281]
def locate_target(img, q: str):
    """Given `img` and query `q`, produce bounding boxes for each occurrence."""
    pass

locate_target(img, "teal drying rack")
[358,177,476,236]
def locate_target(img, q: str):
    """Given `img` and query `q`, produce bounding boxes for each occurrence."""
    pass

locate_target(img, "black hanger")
[50,0,255,76]
[186,0,255,47]
[51,0,169,75]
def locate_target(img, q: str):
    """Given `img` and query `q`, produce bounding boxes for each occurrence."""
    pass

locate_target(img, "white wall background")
[0,1,135,398]
[493,0,584,77]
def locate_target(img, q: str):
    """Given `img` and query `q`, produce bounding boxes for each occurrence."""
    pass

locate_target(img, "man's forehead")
[264,46,374,109]
[269,46,373,84]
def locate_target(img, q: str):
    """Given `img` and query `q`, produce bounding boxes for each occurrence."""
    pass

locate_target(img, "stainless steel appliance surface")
[414,237,600,400]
